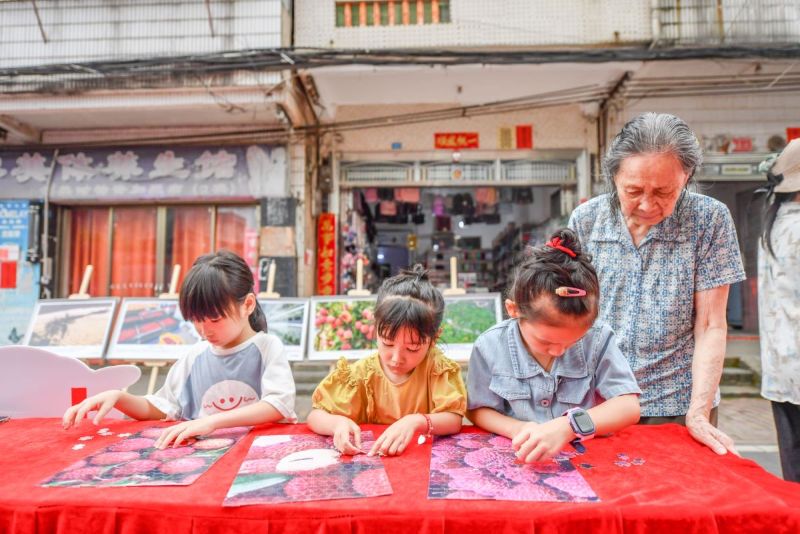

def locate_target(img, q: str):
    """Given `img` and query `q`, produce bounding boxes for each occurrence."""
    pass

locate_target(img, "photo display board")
[439,293,503,361]
[107,298,201,361]
[308,293,502,361]
[259,298,309,361]
[308,296,377,361]
[22,298,119,359]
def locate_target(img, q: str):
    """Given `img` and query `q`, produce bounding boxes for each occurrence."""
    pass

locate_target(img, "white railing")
[654,0,800,45]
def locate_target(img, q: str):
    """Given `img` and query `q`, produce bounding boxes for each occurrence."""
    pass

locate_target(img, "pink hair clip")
[555,286,587,298]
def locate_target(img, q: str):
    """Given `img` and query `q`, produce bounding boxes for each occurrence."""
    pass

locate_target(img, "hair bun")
[403,263,429,281]
[549,228,582,258]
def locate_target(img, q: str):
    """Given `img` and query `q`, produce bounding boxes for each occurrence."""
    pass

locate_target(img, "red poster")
[732,137,753,152]
[434,132,479,149]
[516,125,533,149]
[316,213,337,296]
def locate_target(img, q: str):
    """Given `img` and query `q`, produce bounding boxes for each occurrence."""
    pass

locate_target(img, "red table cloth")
[0,419,797,534]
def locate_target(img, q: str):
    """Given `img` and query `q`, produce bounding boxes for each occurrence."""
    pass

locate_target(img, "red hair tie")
[545,237,577,258]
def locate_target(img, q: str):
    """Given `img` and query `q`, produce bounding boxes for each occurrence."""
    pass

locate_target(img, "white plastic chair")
[0,346,141,418]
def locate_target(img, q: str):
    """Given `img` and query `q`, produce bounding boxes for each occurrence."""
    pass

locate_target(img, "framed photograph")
[308,296,377,361]
[107,298,201,361]
[22,298,119,359]
[259,298,309,361]
[440,293,503,361]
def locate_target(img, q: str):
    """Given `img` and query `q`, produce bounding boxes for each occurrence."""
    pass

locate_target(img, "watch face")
[572,411,595,434]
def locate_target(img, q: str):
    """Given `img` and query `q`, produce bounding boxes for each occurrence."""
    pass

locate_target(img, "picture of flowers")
[23,298,118,359]
[107,298,201,360]
[428,433,599,502]
[259,298,309,361]
[439,294,502,361]
[223,431,392,506]
[309,297,377,360]
[42,426,249,487]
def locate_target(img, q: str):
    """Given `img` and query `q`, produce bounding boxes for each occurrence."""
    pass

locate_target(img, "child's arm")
[512,394,640,463]
[307,408,363,455]
[62,390,165,429]
[153,400,283,449]
[467,407,527,439]
[368,410,462,457]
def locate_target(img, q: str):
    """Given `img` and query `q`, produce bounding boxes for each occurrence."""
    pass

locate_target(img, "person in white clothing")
[758,139,800,482]
[62,250,297,448]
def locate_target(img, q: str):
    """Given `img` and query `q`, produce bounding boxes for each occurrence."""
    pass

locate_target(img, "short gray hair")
[603,112,703,212]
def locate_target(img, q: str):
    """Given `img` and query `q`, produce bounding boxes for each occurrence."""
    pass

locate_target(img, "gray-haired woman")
[569,112,745,455]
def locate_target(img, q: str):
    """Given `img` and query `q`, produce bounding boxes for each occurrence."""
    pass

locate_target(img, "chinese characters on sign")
[0,145,284,201]
[316,213,337,296]
[434,132,479,150]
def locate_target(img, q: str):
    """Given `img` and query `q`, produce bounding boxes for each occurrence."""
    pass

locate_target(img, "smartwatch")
[564,407,595,442]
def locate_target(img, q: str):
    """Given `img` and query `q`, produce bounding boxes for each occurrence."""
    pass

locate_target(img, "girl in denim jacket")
[467,228,640,463]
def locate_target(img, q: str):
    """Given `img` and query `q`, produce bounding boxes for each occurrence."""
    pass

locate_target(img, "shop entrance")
[339,185,569,294]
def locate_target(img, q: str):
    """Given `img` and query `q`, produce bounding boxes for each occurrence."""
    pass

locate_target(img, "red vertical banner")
[316,213,337,296]
[516,125,533,149]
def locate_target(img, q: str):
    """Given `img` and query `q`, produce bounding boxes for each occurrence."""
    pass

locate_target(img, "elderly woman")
[569,113,745,455]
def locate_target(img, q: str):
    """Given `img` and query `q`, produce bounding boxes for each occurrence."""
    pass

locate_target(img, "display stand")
[442,256,466,296]
[347,258,371,297]
[157,264,181,299]
[68,265,93,299]
[145,264,182,394]
[257,260,281,299]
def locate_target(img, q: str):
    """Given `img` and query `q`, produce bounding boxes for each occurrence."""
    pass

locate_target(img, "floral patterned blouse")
[758,202,800,404]
[569,192,746,416]
[311,345,467,424]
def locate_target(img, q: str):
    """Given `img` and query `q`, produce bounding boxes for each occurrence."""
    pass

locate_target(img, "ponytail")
[249,299,268,333]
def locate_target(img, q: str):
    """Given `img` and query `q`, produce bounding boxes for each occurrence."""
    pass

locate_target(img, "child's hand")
[62,390,123,429]
[332,418,363,455]
[369,414,423,457]
[511,417,573,463]
[154,419,215,449]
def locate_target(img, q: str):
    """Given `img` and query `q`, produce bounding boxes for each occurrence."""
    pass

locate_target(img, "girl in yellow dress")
[307,265,466,457]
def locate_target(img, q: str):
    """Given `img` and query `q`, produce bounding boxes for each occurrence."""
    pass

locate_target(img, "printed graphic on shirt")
[200,380,259,417]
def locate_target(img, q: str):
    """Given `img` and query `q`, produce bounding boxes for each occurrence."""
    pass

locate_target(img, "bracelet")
[421,413,433,441]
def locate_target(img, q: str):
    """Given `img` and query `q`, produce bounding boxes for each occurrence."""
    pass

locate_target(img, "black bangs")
[375,297,437,345]
[179,262,237,323]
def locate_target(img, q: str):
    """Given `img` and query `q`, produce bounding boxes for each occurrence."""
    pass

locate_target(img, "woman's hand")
[62,390,123,429]
[686,410,737,455]
[369,414,424,457]
[332,418,363,455]
[511,417,573,463]
[153,419,215,449]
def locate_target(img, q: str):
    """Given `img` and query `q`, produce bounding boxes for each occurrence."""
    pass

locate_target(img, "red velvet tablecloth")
[0,419,798,534]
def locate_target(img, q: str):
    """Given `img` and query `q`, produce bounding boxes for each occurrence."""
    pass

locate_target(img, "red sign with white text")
[316,213,337,296]
[435,132,479,149]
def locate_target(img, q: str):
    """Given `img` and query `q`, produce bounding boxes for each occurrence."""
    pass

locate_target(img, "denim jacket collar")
[507,319,589,379]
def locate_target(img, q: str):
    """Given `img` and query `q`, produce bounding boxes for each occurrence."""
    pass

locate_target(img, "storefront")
[335,156,582,294]
[0,143,291,338]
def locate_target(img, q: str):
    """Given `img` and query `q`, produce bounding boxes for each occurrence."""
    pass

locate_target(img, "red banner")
[434,132,479,149]
[787,127,800,142]
[316,213,337,296]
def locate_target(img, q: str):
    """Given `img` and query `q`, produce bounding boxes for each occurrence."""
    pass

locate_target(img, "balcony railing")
[655,0,800,45]
[335,1,451,27]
